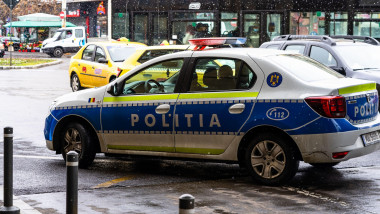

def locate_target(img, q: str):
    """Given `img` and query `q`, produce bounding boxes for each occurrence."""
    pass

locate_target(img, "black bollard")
[179,194,195,214]
[0,127,20,214]
[66,151,78,214]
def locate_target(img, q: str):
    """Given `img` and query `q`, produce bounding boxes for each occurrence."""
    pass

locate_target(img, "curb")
[0,185,42,214]
[0,59,63,70]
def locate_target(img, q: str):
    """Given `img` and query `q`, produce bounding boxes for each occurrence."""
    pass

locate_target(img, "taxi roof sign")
[189,37,247,50]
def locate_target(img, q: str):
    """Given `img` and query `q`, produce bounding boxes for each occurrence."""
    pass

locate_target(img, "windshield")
[107,46,137,62]
[270,54,344,82]
[334,45,380,71]
[52,31,62,40]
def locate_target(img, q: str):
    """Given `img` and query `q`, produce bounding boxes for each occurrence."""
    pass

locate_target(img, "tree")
[0,0,61,24]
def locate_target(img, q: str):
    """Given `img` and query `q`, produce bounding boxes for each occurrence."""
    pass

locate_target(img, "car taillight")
[117,67,122,77]
[305,96,346,118]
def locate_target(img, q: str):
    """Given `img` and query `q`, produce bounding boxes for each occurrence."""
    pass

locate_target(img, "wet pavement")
[0,165,379,214]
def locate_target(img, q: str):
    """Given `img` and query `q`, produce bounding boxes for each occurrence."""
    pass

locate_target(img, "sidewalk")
[1,166,380,214]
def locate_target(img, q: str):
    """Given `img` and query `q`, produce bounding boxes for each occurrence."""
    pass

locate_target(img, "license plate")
[362,131,380,146]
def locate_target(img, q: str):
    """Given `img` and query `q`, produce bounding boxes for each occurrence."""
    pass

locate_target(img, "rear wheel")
[245,133,299,185]
[60,122,96,168]
[71,73,82,92]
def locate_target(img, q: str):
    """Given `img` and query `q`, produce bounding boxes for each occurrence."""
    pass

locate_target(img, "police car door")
[101,58,187,153]
[174,55,263,155]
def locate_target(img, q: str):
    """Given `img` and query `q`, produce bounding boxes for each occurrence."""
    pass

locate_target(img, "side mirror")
[98,57,108,64]
[107,82,122,96]
[330,66,346,76]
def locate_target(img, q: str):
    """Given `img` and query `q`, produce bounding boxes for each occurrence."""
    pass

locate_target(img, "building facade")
[67,0,380,46]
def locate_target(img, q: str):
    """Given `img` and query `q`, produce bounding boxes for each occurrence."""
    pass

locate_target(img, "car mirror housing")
[330,66,346,76]
[98,57,108,64]
[107,82,122,96]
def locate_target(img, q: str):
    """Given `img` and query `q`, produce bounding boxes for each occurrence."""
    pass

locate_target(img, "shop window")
[244,14,260,47]
[267,14,281,40]
[289,12,325,35]
[354,12,380,39]
[113,12,129,39]
[173,12,214,20]
[221,13,238,37]
[330,12,348,35]
[173,21,215,44]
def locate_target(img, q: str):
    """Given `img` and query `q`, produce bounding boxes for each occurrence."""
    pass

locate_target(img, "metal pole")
[9,1,12,66]
[0,127,20,214]
[179,194,195,214]
[66,151,78,214]
[62,0,67,28]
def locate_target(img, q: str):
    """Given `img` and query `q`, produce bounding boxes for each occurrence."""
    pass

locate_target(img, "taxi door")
[76,44,96,87]
[91,46,113,87]
[173,55,264,155]
[101,58,187,153]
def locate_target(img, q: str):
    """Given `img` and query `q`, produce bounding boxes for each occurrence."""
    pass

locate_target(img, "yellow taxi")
[69,41,146,92]
[117,45,191,78]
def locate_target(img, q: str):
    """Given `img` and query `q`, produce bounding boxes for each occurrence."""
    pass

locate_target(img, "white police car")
[44,38,380,185]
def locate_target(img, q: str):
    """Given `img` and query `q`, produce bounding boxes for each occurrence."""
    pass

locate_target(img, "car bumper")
[294,117,380,163]
[44,114,58,151]
[42,47,54,54]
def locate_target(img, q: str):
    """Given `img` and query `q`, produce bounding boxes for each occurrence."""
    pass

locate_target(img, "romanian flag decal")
[88,98,96,103]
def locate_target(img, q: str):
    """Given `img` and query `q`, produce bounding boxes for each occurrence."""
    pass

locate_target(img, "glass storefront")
[221,13,238,36]
[329,12,348,35]
[354,12,380,39]
[290,12,325,35]
[113,12,129,39]
[243,14,260,47]
[172,12,215,45]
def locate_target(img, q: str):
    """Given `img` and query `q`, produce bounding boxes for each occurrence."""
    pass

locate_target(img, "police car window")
[122,59,184,95]
[310,46,337,67]
[94,47,106,62]
[189,58,255,92]
[284,45,306,54]
[137,49,184,63]
[82,45,95,61]
[270,54,343,82]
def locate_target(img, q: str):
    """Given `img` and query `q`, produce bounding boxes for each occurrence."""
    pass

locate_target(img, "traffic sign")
[3,0,20,9]
[60,11,66,19]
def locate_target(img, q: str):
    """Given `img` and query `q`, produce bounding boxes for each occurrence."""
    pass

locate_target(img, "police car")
[44,38,380,185]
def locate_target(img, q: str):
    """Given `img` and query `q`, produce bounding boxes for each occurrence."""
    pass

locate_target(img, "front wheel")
[245,133,299,185]
[53,47,64,58]
[60,122,96,168]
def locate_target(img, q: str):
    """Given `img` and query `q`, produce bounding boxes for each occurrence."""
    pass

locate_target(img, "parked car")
[0,37,20,51]
[260,35,380,103]
[117,45,191,77]
[69,41,146,92]
[45,38,380,185]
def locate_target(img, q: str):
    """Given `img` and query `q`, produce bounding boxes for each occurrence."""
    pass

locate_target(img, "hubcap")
[63,128,82,154]
[250,140,286,179]
[72,76,79,91]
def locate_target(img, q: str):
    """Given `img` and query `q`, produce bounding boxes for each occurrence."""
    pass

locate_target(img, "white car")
[44,38,380,185]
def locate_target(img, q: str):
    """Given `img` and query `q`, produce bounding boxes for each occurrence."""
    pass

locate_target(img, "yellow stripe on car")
[103,94,178,102]
[339,83,376,95]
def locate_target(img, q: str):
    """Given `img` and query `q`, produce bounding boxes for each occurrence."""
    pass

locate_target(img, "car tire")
[309,162,340,168]
[60,122,96,168]
[71,73,82,92]
[245,133,299,185]
[53,47,64,58]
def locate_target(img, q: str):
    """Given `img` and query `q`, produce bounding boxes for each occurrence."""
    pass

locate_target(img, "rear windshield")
[270,54,344,82]
[333,45,380,71]
[107,46,137,62]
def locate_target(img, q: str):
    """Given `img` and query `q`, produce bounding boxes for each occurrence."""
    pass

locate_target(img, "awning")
[4,21,76,28]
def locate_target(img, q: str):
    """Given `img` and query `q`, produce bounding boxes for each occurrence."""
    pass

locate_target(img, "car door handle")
[228,103,245,114]
[155,104,170,114]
